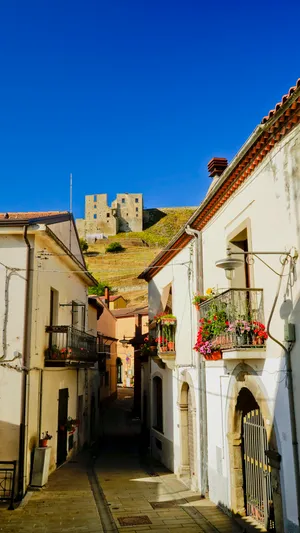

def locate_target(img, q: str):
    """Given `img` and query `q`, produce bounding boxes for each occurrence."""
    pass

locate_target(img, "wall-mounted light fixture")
[216,246,298,280]
[119,335,132,346]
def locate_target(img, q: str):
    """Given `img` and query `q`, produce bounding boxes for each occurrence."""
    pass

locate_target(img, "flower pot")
[194,303,200,311]
[237,334,246,346]
[253,337,264,345]
[160,346,168,352]
[211,350,222,360]
[167,341,174,351]
[39,439,48,447]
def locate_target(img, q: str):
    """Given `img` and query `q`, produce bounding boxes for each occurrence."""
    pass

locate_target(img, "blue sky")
[1,0,300,218]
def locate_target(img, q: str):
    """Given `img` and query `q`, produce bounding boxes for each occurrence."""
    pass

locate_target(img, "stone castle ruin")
[76,193,143,241]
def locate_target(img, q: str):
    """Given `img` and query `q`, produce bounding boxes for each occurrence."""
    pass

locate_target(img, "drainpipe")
[266,260,300,527]
[18,225,31,498]
[185,225,208,496]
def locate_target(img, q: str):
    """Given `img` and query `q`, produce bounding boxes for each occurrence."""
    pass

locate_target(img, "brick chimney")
[208,157,228,178]
[104,286,109,308]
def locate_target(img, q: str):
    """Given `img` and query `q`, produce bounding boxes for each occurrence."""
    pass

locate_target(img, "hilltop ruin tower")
[76,193,143,240]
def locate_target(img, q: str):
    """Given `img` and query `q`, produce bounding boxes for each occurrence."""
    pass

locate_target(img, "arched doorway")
[238,388,274,530]
[179,382,196,487]
[227,370,283,531]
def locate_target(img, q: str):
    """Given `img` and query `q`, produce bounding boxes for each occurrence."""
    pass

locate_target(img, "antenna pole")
[69,173,72,251]
[70,173,73,213]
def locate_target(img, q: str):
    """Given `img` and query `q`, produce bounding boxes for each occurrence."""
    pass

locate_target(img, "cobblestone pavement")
[95,388,243,533]
[0,388,245,532]
[0,456,103,533]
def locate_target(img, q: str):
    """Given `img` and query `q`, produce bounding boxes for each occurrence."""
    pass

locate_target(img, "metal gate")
[243,409,275,531]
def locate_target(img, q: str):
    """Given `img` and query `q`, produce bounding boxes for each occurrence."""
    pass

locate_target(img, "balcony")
[45,325,98,366]
[156,315,177,369]
[198,289,267,360]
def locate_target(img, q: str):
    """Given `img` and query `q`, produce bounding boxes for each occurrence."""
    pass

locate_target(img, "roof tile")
[0,211,67,220]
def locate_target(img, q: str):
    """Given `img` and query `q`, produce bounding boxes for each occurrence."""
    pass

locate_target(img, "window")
[135,198,139,203]
[136,214,139,217]
[107,213,110,218]
[136,207,138,212]
[122,198,125,204]
[94,204,97,208]
[153,376,163,433]
[94,195,97,202]
[94,214,97,219]
[72,302,85,330]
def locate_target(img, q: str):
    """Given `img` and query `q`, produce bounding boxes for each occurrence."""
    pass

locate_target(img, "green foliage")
[115,208,197,247]
[105,241,125,253]
[79,238,89,252]
[88,282,113,296]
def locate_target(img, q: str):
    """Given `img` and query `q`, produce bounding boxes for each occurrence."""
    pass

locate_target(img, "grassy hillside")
[85,206,197,306]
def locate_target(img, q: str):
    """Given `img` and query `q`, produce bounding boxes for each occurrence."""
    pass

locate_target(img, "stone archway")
[178,375,197,489]
[227,364,284,531]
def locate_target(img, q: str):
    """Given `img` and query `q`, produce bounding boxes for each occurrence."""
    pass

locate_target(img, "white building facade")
[140,79,300,532]
[0,212,101,500]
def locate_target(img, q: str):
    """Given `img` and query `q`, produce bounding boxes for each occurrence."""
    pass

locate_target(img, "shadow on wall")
[212,290,300,532]
[0,420,23,502]
[143,209,167,230]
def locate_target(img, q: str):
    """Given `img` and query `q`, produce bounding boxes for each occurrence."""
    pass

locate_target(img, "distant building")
[76,193,143,240]
[99,295,127,310]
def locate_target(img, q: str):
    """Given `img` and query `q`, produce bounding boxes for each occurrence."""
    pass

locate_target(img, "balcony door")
[229,228,251,289]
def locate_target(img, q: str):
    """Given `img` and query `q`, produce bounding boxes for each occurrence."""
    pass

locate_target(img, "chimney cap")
[208,157,228,178]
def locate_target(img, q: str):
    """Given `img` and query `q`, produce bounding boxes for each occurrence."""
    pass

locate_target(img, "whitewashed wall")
[201,124,300,530]
[148,244,202,487]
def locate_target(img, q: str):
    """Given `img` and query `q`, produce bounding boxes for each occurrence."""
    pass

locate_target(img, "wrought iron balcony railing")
[199,289,266,351]
[156,316,176,357]
[45,325,98,363]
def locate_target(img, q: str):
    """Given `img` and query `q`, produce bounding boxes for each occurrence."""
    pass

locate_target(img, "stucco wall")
[115,314,148,386]
[147,246,200,481]
[0,233,30,468]
[200,124,300,523]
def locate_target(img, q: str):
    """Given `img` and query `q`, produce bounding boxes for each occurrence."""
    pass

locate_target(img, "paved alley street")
[0,388,245,533]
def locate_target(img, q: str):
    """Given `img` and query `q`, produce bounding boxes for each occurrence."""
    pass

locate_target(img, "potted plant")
[39,431,52,447]
[65,417,79,434]
[251,321,268,345]
[227,319,252,346]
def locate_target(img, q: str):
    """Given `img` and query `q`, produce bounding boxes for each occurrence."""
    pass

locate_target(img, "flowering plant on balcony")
[140,336,157,356]
[227,319,251,335]
[154,313,176,325]
[194,310,228,355]
[251,321,268,343]
[226,319,268,345]
[192,288,216,309]
[60,347,73,359]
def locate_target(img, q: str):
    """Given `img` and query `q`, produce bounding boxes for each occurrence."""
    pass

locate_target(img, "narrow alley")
[0,389,246,533]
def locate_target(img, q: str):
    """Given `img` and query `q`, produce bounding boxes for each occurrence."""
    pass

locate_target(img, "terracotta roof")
[0,211,68,220]
[261,78,300,123]
[139,77,300,281]
[99,295,125,302]
[111,305,148,318]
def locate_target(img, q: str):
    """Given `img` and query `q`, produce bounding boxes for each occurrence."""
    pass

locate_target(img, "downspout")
[18,225,31,498]
[266,260,300,527]
[185,225,208,496]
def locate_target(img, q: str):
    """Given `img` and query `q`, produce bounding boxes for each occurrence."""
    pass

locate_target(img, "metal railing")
[45,325,98,363]
[199,289,265,350]
[156,317,176,356]
[0,461,17,510]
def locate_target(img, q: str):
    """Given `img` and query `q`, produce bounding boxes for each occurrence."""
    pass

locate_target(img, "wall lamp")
[119,336,132,346]
[216,246,298,280]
